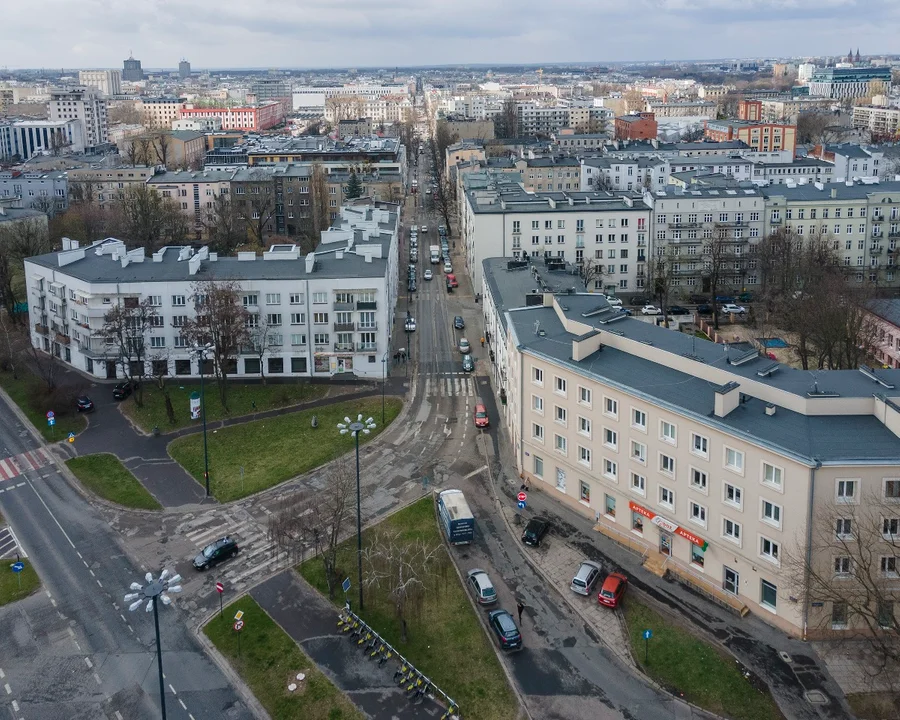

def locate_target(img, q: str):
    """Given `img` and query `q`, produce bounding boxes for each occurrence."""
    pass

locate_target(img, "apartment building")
[761,180,900,287]
[647,100,717,118]
[758,97,833,123]
[48,86,109,150]
[555,133,608,154]
[750,158,835,185]
[520,158,582,192]
[460,177,651,295]
[172,117,223,132]
[67,166,157,209]
[580,157,669,193]
[23,204,399,380]
[179,101,286,132]
[77,70,122,97]
[808,143,883,180]
[291,85,409,114]
[866,299,900,369]
[852,105,900,140]
[137,97,187,128]
[147,168,235,237]
[808,66,892,99]
[0,169,68,212]
[704,120,797,155]
[123,55,143,82]
[498,289,900,637]
[3,119,86,157]
[646,185,766,292]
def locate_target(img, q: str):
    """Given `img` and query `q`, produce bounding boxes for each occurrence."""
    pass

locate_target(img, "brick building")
[614,112,657,141]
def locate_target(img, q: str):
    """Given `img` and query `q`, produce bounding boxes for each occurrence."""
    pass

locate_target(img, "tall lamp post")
[337,414,376,611]
[124,569,182,720]
[191,343,214,497]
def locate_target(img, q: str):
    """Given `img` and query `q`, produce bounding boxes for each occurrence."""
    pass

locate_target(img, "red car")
[597,572,628,608]
[446,273,459,288]
[473,404,489,428]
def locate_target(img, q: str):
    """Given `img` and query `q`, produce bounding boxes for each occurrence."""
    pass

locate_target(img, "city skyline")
[2,0,898,70]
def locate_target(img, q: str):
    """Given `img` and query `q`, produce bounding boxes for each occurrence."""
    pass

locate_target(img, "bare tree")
[237,171,277,247]
[495,98,519,139]
[648,253,675,326]
[148,351,177,425]
[268,456,357,599]
[0,219,52,315]
[120,185,187,252]
[0,309,28,376]
[153,132,172,168]
[181,278,249,411]
[247,314,274,384]
[309,163,331,238]
[202,194,247,254]
[99,297,158,406]
[623,90,646,113]
[578,257,605,292]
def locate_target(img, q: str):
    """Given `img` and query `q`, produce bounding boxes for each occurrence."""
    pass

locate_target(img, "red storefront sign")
[628,501,708,550]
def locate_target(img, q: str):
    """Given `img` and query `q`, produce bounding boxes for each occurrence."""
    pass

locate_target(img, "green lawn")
[65,454,162,510]
[122,381,331,433]
[847,692,900,720]
[0,511,40,605]
[168,397,402,503]
[623,600,783,720]
[203,596,363,720]
[0,370,86,442]
[299,497,518,720]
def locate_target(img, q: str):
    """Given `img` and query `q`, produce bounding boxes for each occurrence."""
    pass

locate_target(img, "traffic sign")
[517,500,526,510]
[48,418,55,427]
[341,577,351,593]
[215,581,224,594]
[46,411,55,419]
[67,432,75,443]
[233,619,244,632]
[234,610,244,621]
[517,491,527,502]
[10,562,24,573]
[643,629,653,640]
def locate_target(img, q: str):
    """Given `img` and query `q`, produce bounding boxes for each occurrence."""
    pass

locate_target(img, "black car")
[193,536,239,571]
[630,295,650,307]
[689,294,709,304]
[522,517,550,547]
[454,315,465,330]
[668,305,690,316]
[76,395,94,412]
[697,304,713,315]
[488,609,523,651]
[112,380,137,400]
[408,281,417,293]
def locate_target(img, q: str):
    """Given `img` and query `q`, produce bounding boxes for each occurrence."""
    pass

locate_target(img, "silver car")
[466,568,497,605]
[570,560,602,596]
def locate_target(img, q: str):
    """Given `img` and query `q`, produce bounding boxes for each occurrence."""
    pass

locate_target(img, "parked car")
[421,225,428,233]
[689,294,709,304]
[438,225,447,235]
[453,315,465,330]
[621,308,634,316]
[697,303,713,315]
[446,273,459,288]
[522,517,550,547]
[424,269,433,280]
[76,395,94,413]
[736,292,753,303]
[473,403,489,428]
[570,560,602,596]
[462,354,474,372]
[488,609,523,651]
[668,305,690,316]
[443,262,453,274]
[597,572,628,608]
[458,337,471,353]
[467,569,497,605]
[405,318,417,332]
[113,380,137,400]
[604,295,622,307]
[193,536,239,571]
[630,295,650,306]
[641,305,661,316]
[715,295,735,303]
[720,303,747,315]
[408,281,417,293]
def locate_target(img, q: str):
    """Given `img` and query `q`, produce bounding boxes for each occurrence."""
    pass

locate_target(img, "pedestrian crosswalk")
[0,448,53,482]
[424,376,475,397]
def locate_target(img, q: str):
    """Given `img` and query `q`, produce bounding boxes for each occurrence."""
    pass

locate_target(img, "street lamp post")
[124,569,182,720]
[192,343,214,497]
[337,414,376,611]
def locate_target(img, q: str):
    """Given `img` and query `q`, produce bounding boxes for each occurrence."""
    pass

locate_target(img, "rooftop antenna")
[534,320,541,335]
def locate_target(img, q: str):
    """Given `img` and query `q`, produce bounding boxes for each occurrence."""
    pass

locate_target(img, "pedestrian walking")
[480,336,485,347]
[516,600,525,624]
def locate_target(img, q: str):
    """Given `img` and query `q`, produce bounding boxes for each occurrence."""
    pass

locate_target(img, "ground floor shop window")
[291,357,307,373]
[605,494,616,518]
[631,510,644,534]
[175,359,191,375]
[580,481,590,504]
[244,358,261,374]
[831,601,848,629]
[267,357,284,374]
[555,467,566,493]
[690,544,705,568]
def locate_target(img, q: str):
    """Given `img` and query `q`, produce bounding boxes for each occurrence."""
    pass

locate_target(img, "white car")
[424,269,433,280]
[405,318,417,332]
[421,225,428,233]
[720,303,747,315]
[604,295,622,307]
[443,262,453,274]
[641,305,662,316]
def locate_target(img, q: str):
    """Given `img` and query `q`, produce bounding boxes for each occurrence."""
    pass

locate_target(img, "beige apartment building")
[497,290,900,638]
[147,168,235,237]
[852,105,900,139]
[137,97,187,128]
[67,166,157,208]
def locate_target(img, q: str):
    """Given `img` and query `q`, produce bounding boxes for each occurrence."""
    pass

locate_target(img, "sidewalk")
[250,570,444,719]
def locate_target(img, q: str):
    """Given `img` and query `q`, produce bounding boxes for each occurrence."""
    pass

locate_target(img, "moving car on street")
[473,404,489,428]
[462,354,474,372]
[720,303,747,315]
[453,315,465,330]
[488,609,523,651]
[405,317,417,332]
[193,536,239,571]
[76,396,94,412]
[424,269,433,280]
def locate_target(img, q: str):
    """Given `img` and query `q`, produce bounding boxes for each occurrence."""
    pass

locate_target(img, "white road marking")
[120,614,127,623]
[96,580,102,588]
[11,700,17,711]
[169,684,177,695]
[179,699,187,710]
[50,598,56,607]
[84,657,93,669]
[115,712,123,720]
[4,684,10,694]
[94,672,102,685]
[26,480,76,548]
[88,569,95,577]
[0,668,4,679]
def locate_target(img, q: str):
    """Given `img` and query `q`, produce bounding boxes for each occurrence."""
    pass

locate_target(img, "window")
[761,500,782,528]
[603,458,618,481]
[578,416,591,437]
[834,556,851,576]
[760,536,780,564]
[688,501,706,527]
[554,434,568,454]
[313,312,328,325]
[724,482,742,509]
[835,518,853,538]
[532,395,544,414]
[604,428,618,450]
[290,333,307,346]
[659,486,675,510]
[580,481,591,504]
[313,332,329,346]
[691,544,705,568]
[312,292,327,304]
[579,446,591,467]
[631,408,647,431]
[659,454,675,476]
[290,313,305,325]
[533,423,544,442]
[631,440,646,463]
[691,433,708,459]
[724,446,744,473]
[554,376,567,396]
[171,295,186,307]
[578,386,591,406]
[760,580,777,610]
[885,479,900,500]
[533,455,544,477]
[289,293,304,305]
[660,420,676,445]
[150,337,165,348]
[881,556,898,577]
[831,601,848,629]
[265,293,281,305]
[630,472,646,496]
[878,601,895,628]
[554,406,567,426]
[604,396,618,418]
[723,518,741,544]
[762,463,783,490]
[266,313,282,325]
[533,367,544,385]
[836,478,858,503]
[242,294,258,307]
[147,295,162,307]
[691,467,708,493]
[883,517,899,538]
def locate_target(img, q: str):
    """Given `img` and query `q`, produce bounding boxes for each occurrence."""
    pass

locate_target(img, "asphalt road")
[0,395,252,720]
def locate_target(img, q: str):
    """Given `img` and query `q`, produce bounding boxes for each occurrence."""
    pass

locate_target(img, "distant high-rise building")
[179,60,191,80]
[123,54,143,82]
[48,86,109,150]
[78,70,122,97]
[250,78,292,103]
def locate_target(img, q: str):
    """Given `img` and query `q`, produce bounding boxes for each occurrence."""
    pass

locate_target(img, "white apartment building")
[172,117,222,132]
[6,119,85,157]
[460,179,652,296]
[292,84,409,114]
[24,204,400,380]
[78,70,122,97]
[137,97,187,129]
[580,157,669,192]
[498,289,900,637]
[750,158,835,186]
[48,86,109,149]
[852,105,900,139]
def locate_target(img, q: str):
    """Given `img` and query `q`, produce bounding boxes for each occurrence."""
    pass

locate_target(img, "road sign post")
[67,432,75,443]
[233,617,244,657]
[643,628,652,664]
[11,561,24,590]
[216,581,224,619]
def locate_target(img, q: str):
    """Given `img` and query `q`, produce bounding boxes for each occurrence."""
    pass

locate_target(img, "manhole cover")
[805,690,828,705]
[778,651,792,663]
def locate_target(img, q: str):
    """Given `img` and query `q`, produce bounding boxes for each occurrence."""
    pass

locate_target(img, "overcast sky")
[4,0,897,70]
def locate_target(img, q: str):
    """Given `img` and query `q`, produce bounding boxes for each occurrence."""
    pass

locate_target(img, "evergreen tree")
[345,169,363,200]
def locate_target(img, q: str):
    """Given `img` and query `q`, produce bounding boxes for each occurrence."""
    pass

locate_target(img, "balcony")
[668,222,699,228]
[874,214,885,222]
[333,342,354,352]
[77,339,116,359]
[357,301,377,311]
[356,342,377,352]
[872,230,883,238]
[34,323,49,336]
[333,322,355,332]
[870,246,885,255]
[889,231,900,238]
[358,323,378,332]
[333,302,354,312]
[55,333,71,346]
[770,217,783,225]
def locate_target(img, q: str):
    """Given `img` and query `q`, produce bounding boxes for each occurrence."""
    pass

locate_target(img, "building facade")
[614,113,658,141]
[866,300,900,369]
[78,70,122,97]
[704,120,797,155]
[48,86,109,150]
[0,169,68,212]
[808,67,892,99]
[852,105,900,140]
[123,56,143,82]
[179,102,285,132]
[7,119,85,157]
[138,97,187,128]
